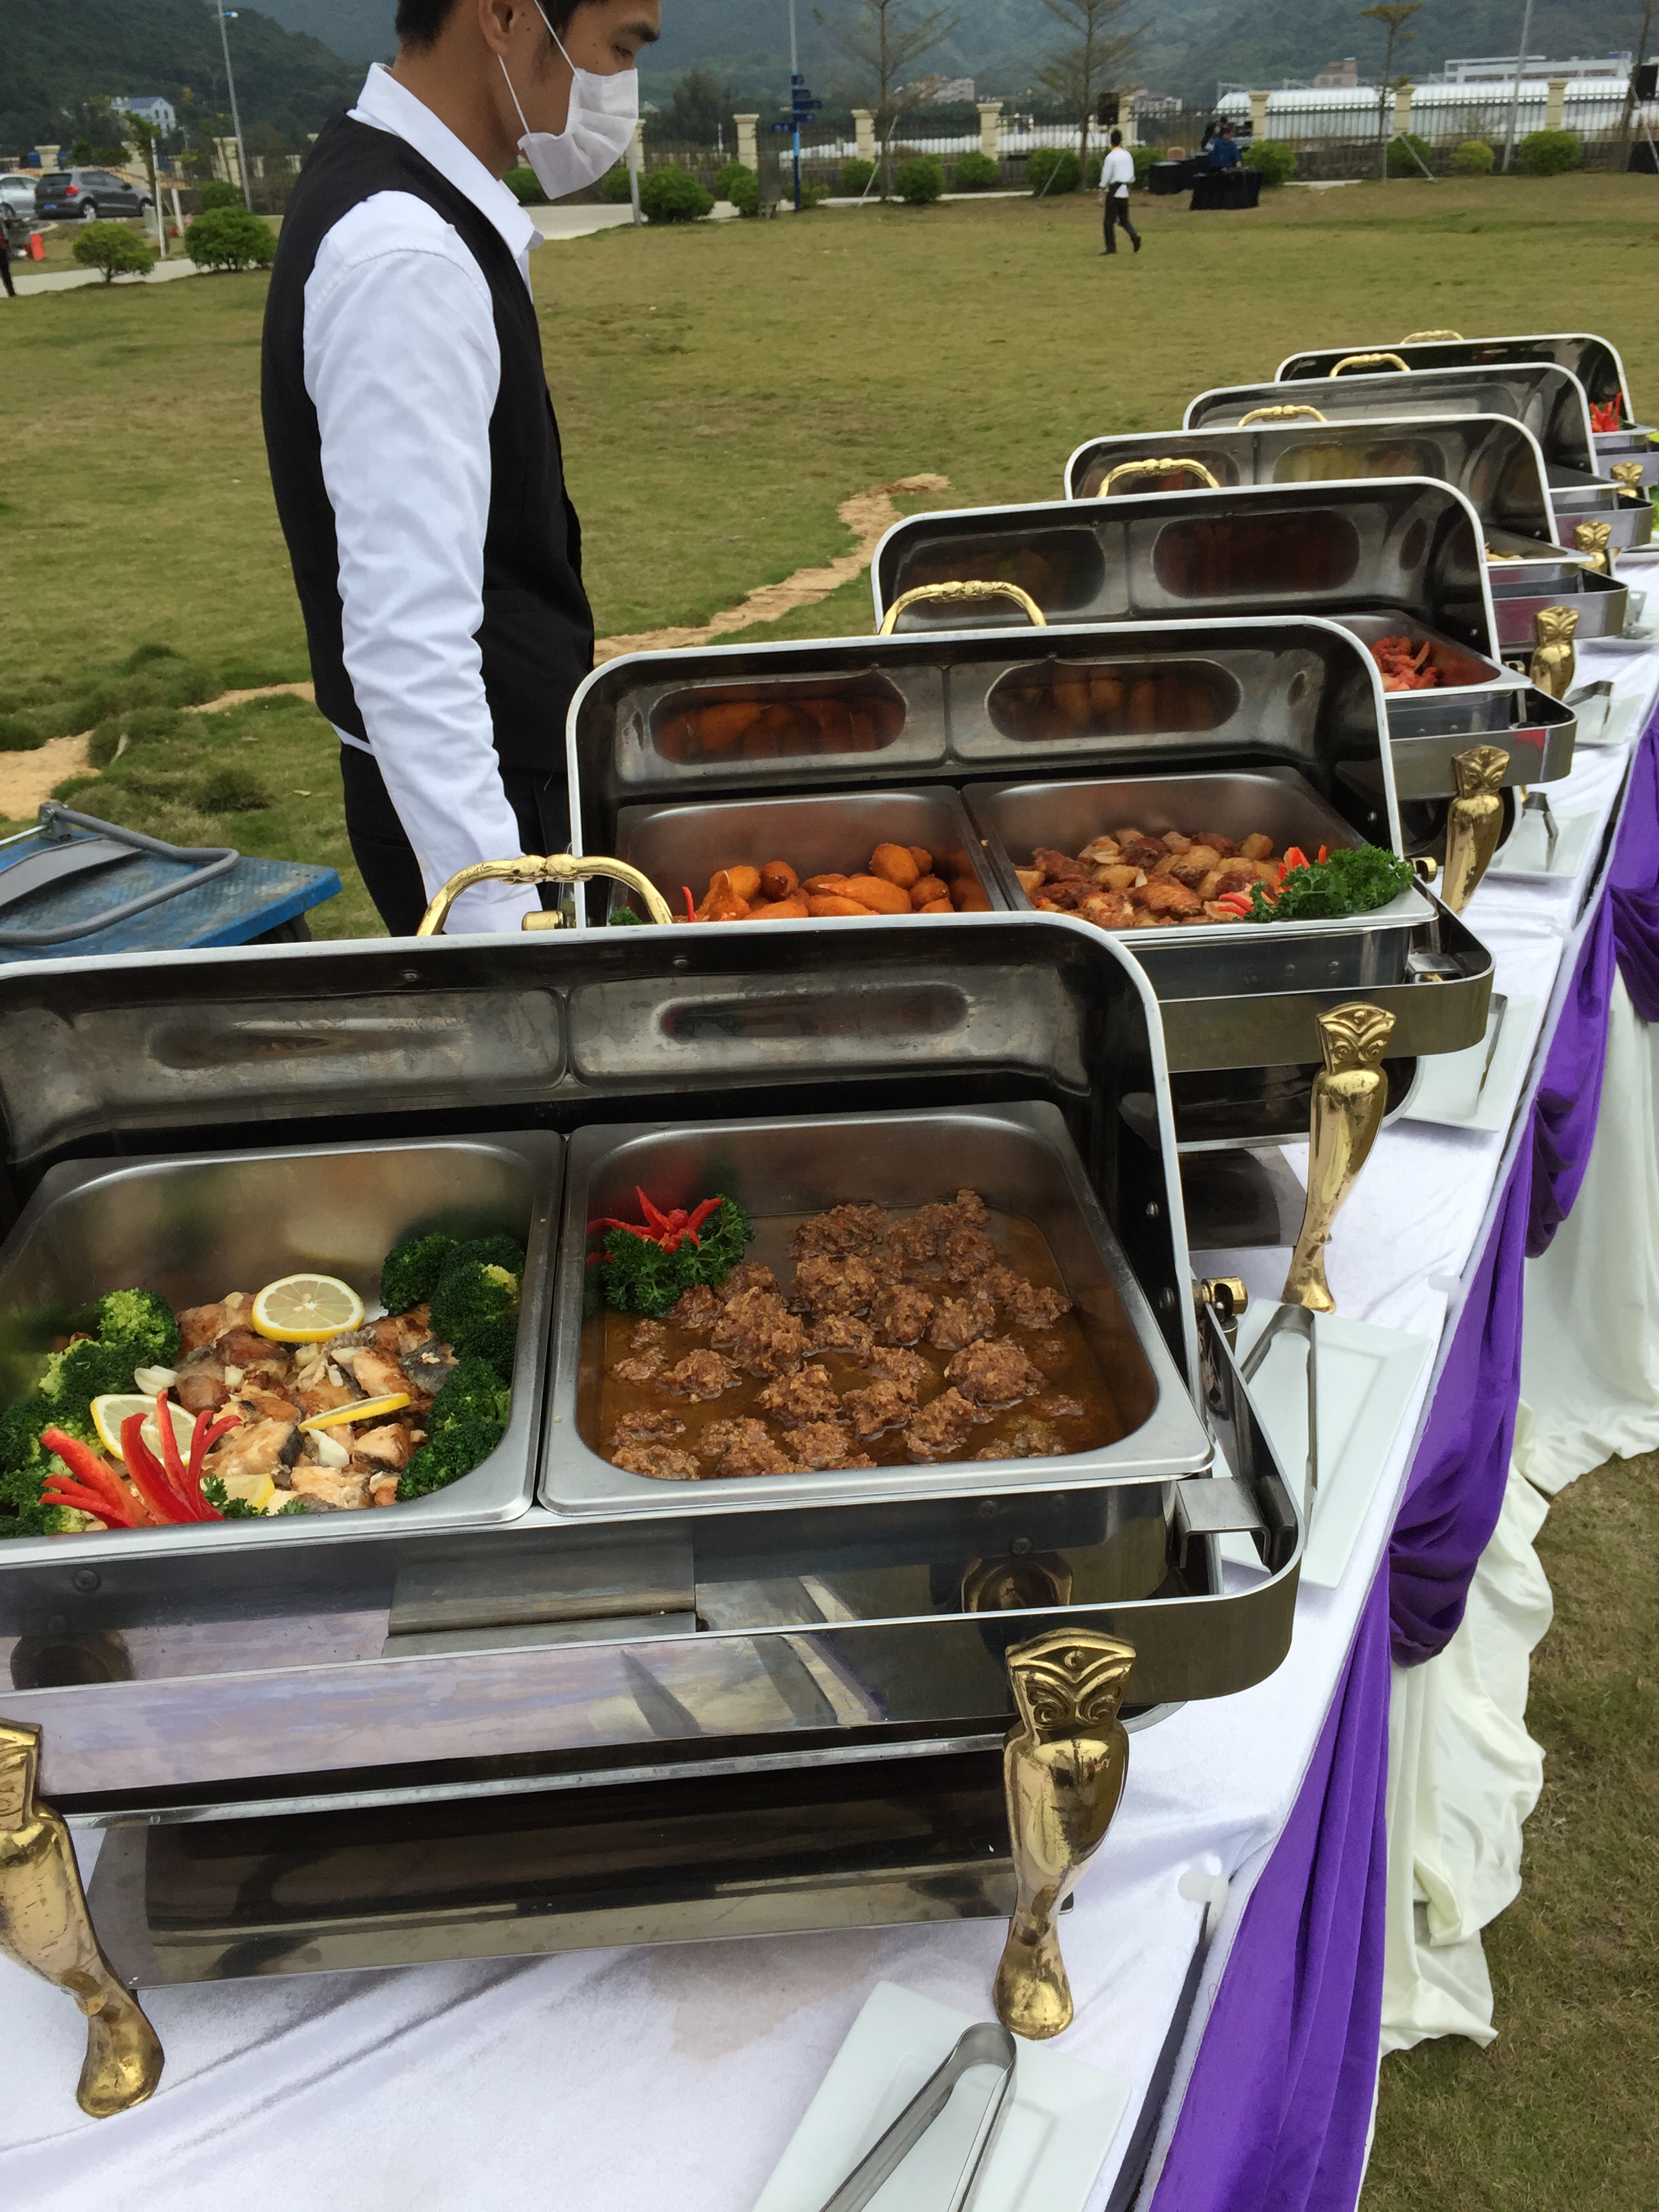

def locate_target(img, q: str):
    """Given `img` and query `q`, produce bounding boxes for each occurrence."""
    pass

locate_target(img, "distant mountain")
[5,0,361,155]
[257,1,396,66]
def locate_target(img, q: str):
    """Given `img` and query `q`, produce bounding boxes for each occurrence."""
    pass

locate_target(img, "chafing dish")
[0,1134,560,1562]
[0,924,1301,2031]
[1482,530,1628,648]
[867,484,1572,817]
[602,787,999,922]
[548,1103,1208,1517]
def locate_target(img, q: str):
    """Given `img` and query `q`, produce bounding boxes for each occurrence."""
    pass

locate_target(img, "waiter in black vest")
[263,0,659,934]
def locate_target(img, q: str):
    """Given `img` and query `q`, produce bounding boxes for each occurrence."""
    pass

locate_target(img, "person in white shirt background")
[262,0,659,935]
[1098,129,1141,257]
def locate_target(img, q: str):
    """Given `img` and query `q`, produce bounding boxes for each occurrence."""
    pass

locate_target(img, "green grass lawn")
[3,170,1654,933]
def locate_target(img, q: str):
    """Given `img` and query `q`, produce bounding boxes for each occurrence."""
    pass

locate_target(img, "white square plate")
[752,1982,1132,2212]
[1398,993,1539,1134]
[1221,1306,1432,1589]
[1490,808,1597,882]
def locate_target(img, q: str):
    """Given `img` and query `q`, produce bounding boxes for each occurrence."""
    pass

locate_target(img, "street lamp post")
[214,5,253,211]
[1500,0,1536,173]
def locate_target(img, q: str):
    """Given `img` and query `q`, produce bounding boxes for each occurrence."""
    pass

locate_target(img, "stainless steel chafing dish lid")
[565,616,1405,856]
[1184,362,1596,478]
[1274,332,1633,416]
[1064,413,1558,546]
[869,478,1502,665]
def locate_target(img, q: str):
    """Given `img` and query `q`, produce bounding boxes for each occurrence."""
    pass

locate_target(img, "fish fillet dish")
[591,1189,1126,1479]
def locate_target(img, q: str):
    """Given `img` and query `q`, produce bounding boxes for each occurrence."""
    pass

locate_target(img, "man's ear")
[478,0,525,58]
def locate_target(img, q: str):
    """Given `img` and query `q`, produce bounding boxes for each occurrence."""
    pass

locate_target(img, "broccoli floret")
[95,1289,180,1366]
[430,1357,512,1433]
[0,1394,57,1470]
[379,1231,458,1317]
[201,1475,260,1521]
[429,1243,523,1348]
[452,1311,518,1380]
[0,1446,79,1536]
[396,1357,509,1501]
[41,1337,142,1408]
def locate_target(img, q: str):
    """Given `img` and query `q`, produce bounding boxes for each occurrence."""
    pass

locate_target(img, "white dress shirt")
[1101,147,1135,197]
[305,64,548,933]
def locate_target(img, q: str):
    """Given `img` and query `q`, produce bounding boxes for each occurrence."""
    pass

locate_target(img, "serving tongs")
[813,2024,1017,2212]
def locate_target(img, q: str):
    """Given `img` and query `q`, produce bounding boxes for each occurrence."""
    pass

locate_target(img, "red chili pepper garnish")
[39,1429,136,1521]
[189,1410,241,1503]
[41,1477,138,1530]
[586,1189,727,1258]
[1280,846,1310,877]
[1317,844,1328,865]
[682,885,696,924]
[121,1412,202,1524]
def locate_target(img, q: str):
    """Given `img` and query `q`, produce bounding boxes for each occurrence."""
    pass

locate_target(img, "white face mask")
[501,3,638,200]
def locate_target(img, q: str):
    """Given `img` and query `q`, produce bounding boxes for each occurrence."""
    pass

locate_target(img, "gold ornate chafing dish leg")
[1096,456,1221,497]
[878,580,1048,634]
[1281,1002,1397,1315]
[1611,460,1648,501]
[1572,520,1614,575]
[1441,745,1511,913]
[416,855,677,936]
[993,1629,1134,2041]
[1528,606,1579,702]
[0,1720,162,2117]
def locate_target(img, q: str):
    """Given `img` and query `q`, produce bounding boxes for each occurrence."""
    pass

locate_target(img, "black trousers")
[1103,193,1140,251]
[339,743,571,937]
[0,241,14,300]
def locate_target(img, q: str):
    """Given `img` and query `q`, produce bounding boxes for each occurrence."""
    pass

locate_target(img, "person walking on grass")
[1099,128,1139,255]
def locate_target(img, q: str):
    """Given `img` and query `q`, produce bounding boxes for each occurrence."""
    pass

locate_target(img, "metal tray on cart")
[0,1134,561,1565]
[0,924,1302,1839]
[867,483,1573,805]
[547,1102,1208,1518]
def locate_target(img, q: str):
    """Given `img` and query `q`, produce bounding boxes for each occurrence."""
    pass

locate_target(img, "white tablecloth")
[3,647,1655,2212]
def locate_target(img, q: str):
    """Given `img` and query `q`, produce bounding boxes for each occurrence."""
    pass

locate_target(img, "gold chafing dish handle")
[878,580,1048,633]
[1281,1002,1396,1314]
[1097,455,1221,497]
[994,1628,1134,2040]
[415,854,678,936]
[1239,404,1327,426]
[0,1719,163,2116]
[1441,745,1510,912]
[1572,520,1614,575]
[1400,328,1463,342]
[1330,352,1410,375]
[1528,605,1579,701]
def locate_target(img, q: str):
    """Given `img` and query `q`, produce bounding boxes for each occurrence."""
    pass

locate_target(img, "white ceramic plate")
[1489,808,1597,882]
[1399,992,1539,1134]
[1221,1306,1432,1589]
[752,1982,1131,2212]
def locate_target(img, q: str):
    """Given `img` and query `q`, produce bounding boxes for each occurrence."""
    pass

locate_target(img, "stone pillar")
[1119,105,1139,149]
[213,136,243,187]
[1544,75,1568,131]
[852,109,876,162]
[977,101,1002,159]
[35,145,60,173]
[1248,89,1269,140]
[1393,81,1414,137]
[735,113,759,171]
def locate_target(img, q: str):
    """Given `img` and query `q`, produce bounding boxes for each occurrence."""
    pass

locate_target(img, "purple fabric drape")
[1142,705,1659,2212]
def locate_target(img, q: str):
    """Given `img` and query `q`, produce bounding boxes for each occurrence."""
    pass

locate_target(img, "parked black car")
[34,169,150,222]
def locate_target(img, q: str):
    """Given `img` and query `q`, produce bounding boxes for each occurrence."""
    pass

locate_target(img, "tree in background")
[1360,2,1422,184]
[815,0,959,198]
[667,66,731,146]
[73,222,155,285]
[1036,0,1143,178]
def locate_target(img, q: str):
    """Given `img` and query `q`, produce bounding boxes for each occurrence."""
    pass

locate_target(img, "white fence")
[1216,81,1658,146]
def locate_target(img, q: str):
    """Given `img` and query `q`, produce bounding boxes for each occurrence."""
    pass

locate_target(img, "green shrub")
[894,153,945,205]
[727,168,760,216]
[1131,144,1165,184]
[1242,138,1296,186]
[195,179,241,211]
[714,159,751,200]
[503,163,544,204]
[200,766,272,813]
[1386,131,1435,178]
[1516,128,1583,176]
[1083,153,1104,189]
[89,705,189,769]
[841,156,877,195]
[72,222,155,285]
[1450,138,1495,175]
[792,175,830,209]
[951,150,1001,190]
[185,207,276,270]
[1027,147,1080,196]
[599,163,634,203]
[638,165,714,223]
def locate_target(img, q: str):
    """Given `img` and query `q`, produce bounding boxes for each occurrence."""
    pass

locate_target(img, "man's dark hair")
[396,0,581,49]
[1109,127,1122,145]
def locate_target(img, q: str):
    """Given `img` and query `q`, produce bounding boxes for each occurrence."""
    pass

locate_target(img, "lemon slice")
[218,1471,276,1509]
[92,1393,196,1463]
[251,1274,365,1344]
[298,1392,410,1433]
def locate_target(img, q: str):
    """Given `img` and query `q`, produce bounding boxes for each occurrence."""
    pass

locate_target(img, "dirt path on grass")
[0,474,949,817]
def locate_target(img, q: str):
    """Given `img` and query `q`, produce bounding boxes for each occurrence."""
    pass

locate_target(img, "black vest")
[261,112,593,775]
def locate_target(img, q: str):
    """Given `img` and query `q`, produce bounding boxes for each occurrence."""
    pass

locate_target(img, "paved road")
[8,254,203,295]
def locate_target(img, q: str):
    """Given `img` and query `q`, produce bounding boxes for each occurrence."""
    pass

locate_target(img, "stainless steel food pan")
[1064,413,1558,545]
[1482,533,1628,647]
[1549,476,1655,552]
[602,788,1002,922]
[544,1104,1211,1521]
[1185,363,1597,479]
[962,771,1482,1066]
[0,1134,561,1562]
[869,479,1502,664]
[1591,424,1659,487]
[1275,333,1631,416]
